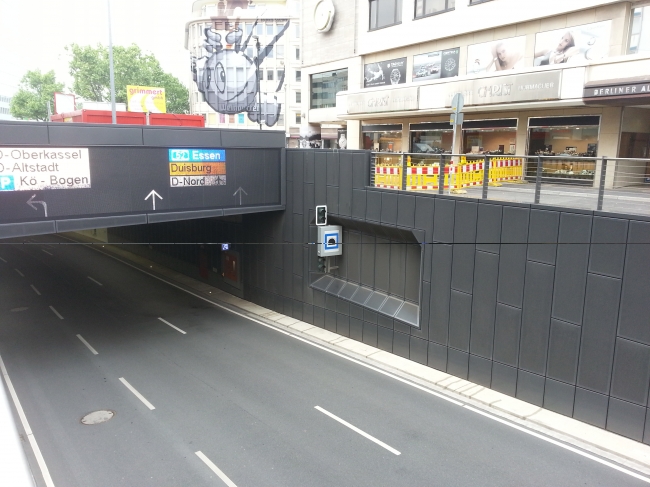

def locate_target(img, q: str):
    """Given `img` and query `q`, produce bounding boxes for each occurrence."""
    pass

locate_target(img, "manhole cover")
[10,307,28,312]
[81,410,115,425]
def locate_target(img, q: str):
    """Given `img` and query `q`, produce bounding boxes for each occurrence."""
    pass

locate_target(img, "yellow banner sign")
[127,85,166,113]
[169,162,226,176]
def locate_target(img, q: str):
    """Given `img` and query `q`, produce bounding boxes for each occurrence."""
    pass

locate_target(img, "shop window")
[415,0,454,18]
[238,113,245,124]
[369,0,402,30]
[219,113,226,123]
[630,6,650,54]
[310,68,348,109]
[527,116,600,183]
[462,119,518,155]
[410,123,453,154]
[363,124,403,152]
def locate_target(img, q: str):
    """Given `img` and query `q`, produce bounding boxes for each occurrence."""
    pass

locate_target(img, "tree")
[67,44,189,114]
[10,70,65,121]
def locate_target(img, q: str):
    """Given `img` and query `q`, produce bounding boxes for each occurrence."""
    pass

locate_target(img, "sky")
[0,0,197,96]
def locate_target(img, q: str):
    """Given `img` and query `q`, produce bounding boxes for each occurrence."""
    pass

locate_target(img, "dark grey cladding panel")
[293,160,304,213]
[516,370,545,407]
[396,302,419,327]
[49,123,144,146]
[573,387,608,428]
[304,151,315,183]
[410,336,428,365]
[220,129,284,148]
[491,362,517,396]
[414,196,435,236]
[476,204,502,253]
[326,186,339,215]
[405,243,421,303]
[451,244,475,294]
[552,241,589,325]
[393,331,410,358]
[470,251,499,359]
[469,354,492,387]
[352,154,368,189]
[559,212,593,243]
[375,237,390,292]
[0,220,57,239]
[326,152,340,186]
[412,281,430,340]
[496,243,527,308]
[304,184,315,218]
[360,233,375,287]
[377,326,393,352]
[493,303,522,367]
[447,348,469,379]
[543,379,575,417]
[397,194,416,229]
[325,309,337,331]
[313,305,325,328]
[588,217,627,278]
[380,192,398,225]
[0,122,50,145]
[58,214,148,232]
[350,317,363,341]
[429,243,452,345]
[501,206,530,243]
[352,189,367,220]
[577,274,622,395]
[519,261,555,375]
[610,338,650,406]
[389,243,407,298]
[527,209,559,264]
[337,313,350,337]
[546,319,581,384]
[339,155,353,218]
[346,231,361,283]
[428,341,448,371]
[606,398,646,442]
[380,296,402,317]
[433,198,455,243]
[366,191,382,222]
[453,201,478,243]
[363,322,378,346]
[618,221,650,345]
[449,290,472,352]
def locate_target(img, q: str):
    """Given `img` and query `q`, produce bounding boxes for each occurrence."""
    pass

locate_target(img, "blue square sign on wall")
[318,225,342,257]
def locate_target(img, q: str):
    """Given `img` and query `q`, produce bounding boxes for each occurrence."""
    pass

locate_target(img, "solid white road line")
[0,354,56,487]
[76,335,98,355]
[0,256,6,263]
[80,242,650,482]
[157,317,187,335]
[49,306,63,320]
[195,451,238,487]
[315,406,401,456]
[463,405,650,484]
[41,250,53,256]
[119,378,155,410]
[87,276,103,286]
[30,285,41,296]
[14,269,24,277]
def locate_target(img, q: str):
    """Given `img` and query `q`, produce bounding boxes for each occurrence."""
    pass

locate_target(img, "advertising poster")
[364,57,407,88]
[467,36,527,75]
[534,21,611,66]
[127,85,167,113]
[412,48,460,82]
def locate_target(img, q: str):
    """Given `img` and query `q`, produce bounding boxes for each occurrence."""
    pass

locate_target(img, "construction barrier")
[375,165,402,189]
[405,165,451,190]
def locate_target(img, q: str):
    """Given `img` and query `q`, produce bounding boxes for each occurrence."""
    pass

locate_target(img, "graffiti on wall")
[191,19,290,127]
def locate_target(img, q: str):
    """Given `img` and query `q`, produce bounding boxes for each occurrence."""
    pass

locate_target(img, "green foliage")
[66,44,189,114]
[10,70,64,121]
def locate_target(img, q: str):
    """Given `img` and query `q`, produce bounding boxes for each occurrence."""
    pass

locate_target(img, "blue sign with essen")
[169,149,226,162]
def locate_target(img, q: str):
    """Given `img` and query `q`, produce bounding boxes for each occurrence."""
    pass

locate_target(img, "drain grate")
[81,410,115,425]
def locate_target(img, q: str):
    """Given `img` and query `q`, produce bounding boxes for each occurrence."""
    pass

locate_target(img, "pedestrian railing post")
[439,155,446,195]
[534,155,543,204]
[482,155,490,199]
[401,154,407,191]
[597,156,607,211]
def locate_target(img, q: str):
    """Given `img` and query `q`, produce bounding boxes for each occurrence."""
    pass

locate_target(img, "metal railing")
[371,152,650,217]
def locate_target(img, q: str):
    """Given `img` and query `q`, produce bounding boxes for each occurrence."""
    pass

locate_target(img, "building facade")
[0,95,14,121]
[185,0,302,145]
[301,0,650,187]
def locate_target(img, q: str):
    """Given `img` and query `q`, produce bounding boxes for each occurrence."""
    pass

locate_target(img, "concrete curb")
[64,233,650,476]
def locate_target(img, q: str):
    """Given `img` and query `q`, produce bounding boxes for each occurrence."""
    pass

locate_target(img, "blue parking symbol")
[0,175,14,191]
[324,232,339,250]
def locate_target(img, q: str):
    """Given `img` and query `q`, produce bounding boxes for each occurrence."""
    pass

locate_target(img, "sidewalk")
[68,232,650,477]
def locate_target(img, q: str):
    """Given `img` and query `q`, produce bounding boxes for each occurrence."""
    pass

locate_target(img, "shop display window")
[461,119,518,155]
[527,116,600,183]
[410,122,453,154]
[363,125,403,153]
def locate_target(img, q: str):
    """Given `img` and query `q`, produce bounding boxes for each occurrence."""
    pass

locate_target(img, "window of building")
[276,45,284,59]
[295,112,302,124]
[266,23,274,36]
[245,23,253,35]
[363,124,403,152]
[310,69,348,109]
[278,113,284,125]
[462,119,517,155]
[296,47,300,60]
[247,47,253,58]
[229,114,235,123]
[278,69,285,81]
[267,46,274,58]
[257,69,263,80]
[415,0,454,18]
[296,70,302,82]
[238,113,245,124]
[294,23,300,38]
[369,0,402,30]
[256,23,263,35]
[296,91,301,103]
[630,6,650,54]
[410,123,453,154]
[219,113,226,123]
[267,69,274,81]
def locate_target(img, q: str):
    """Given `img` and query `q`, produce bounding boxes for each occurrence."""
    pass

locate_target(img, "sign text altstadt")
[0,148,91,191]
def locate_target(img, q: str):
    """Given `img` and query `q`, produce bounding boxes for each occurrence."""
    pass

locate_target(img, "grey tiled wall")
[242,149,650,443]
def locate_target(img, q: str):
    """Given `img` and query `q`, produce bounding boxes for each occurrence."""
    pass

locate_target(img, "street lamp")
[252,35,262,131]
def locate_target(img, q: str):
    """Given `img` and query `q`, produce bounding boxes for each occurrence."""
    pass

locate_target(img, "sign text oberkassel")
[0,148,91,191]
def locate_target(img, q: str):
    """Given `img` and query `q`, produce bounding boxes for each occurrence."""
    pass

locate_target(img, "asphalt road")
[0,234,648,487]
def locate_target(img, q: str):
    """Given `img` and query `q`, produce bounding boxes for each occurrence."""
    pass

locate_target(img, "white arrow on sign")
[27,194,48,217]
[233,187,248,206]
[145,190,163,210]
